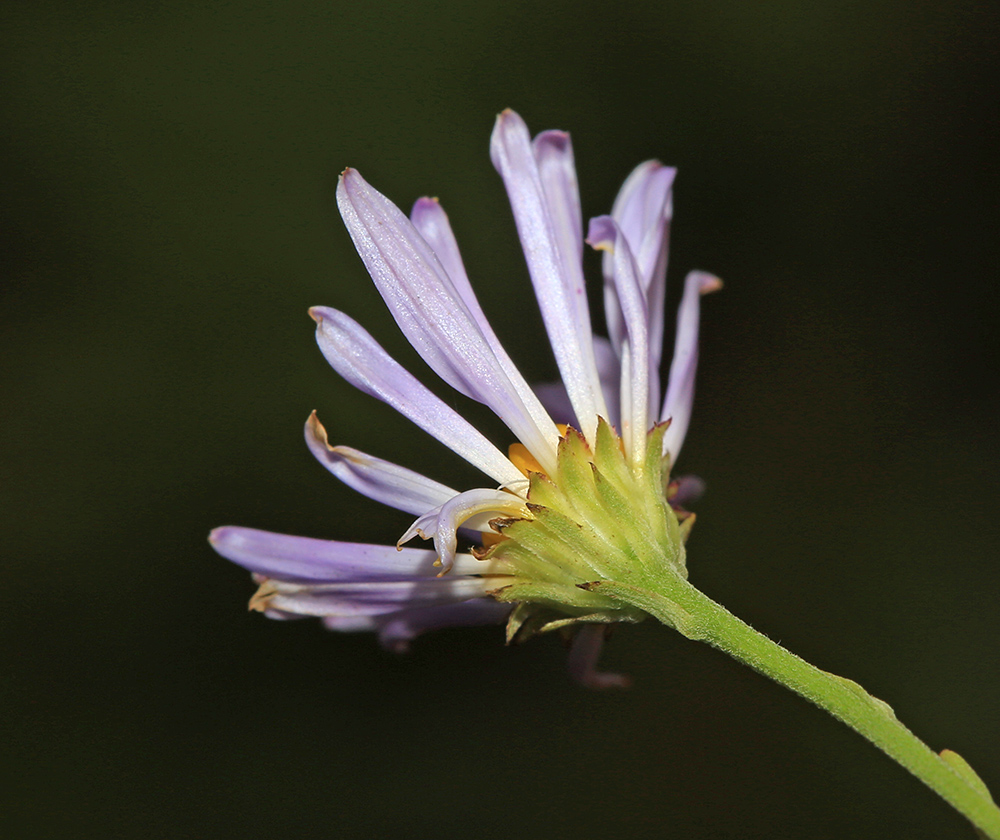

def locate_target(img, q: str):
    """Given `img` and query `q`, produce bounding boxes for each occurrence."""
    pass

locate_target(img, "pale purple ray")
[660,271,722,466]
[567,624,631,690]
[587,216,651,465]
[605,161,676,384]
[325,599,513,653]
[533,130,584,268]
[408,195,560,463]
[256,577,502,618]
[310,306,523,487]
[304,411,456,516]
[337,169,559,473]
[398,487,530,572]
[209,526,491,582]
[490,110,608,441]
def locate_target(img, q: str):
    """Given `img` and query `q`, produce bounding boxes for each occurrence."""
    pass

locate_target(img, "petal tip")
[495,108,526,131]
[696,273,723,295]
[336,168,354,192]
[585,215,617,252]
[337,168,367,202]
[305,410,332,447]
[534,129,570,150]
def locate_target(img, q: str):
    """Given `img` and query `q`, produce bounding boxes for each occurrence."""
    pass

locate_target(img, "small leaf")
[940,750,996,804]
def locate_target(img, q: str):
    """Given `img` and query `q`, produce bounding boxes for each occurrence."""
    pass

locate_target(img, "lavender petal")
[533,130,584,271]
[398,487,528,568]
[257,577,500,618]
[337,170,559,473]
[490,109,608,440]
[374,599,512,652]
[209,526,489,582]
[310,306,523,486]
[671,474,707,508]
[605,161,676,378]
[660,271,723,466]
[408,197,477,312]
[567,624,632,689]
[533,336,621,429]
[588,216,651,465]
[305,411,456,516]
[430,488,530,572]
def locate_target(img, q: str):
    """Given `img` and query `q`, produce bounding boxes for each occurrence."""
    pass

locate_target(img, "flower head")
[210,109,719,687]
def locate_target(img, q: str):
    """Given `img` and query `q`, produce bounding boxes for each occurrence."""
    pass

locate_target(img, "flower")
[209,109,719,687]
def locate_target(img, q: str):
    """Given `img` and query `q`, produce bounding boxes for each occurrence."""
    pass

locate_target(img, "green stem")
[595,576,1000,839]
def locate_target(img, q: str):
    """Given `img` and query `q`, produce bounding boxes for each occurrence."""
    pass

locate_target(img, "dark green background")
[3,1,998,838]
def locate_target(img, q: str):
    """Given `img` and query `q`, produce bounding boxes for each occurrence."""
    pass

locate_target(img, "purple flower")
[210,109,719,687]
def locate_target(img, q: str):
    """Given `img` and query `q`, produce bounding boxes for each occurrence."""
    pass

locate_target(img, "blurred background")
[3,1,998,837]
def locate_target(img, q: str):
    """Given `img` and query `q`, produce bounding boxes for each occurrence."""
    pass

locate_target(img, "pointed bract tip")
[308,306,324,324]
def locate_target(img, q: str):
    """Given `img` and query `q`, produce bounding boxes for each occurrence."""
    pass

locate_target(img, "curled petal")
[337,169,559,473]
[310,306,523,487]
[397,506,438,544]
[432,489,530,573]
[400,488,531,572]
[209,526,491,582]
[660,271,723,466]
[490,110,608,441]
[305,411,456,516]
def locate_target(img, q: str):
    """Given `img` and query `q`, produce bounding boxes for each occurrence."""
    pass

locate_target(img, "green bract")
[485,418,693,642]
